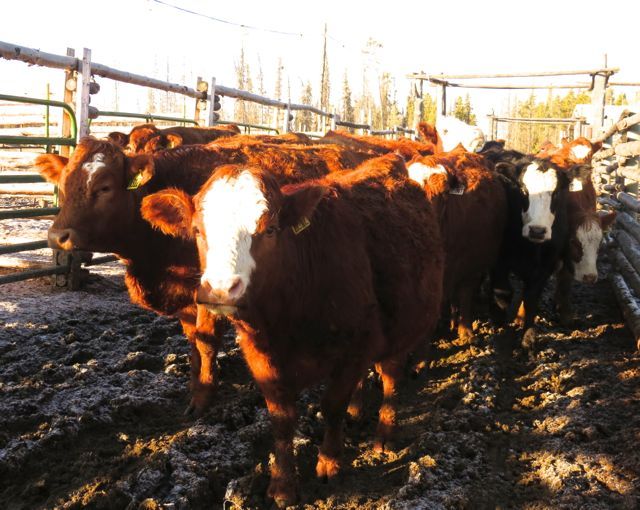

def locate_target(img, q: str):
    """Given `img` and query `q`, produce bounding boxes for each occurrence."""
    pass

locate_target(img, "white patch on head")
[570,144,590,162]
[437,115,486,152]
[199,170,268,301]
[521,162,558,242]
[82,152,106,187]
[569,178,583,192]
[573,220,602,283]
[407,162,447,185]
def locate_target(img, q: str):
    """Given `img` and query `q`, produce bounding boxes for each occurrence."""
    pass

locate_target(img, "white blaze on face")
[407,162,447,185]
[521,162,558,241]
[570,144,590,162]
[82,152,106,187]
[199,170,268,301]
[573,220,603,282]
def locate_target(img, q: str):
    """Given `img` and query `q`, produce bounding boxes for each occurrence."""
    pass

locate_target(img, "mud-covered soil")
[1,253,639,510]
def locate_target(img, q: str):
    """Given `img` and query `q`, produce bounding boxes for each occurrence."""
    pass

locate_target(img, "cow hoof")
[183,393,214,417]
[268,480,297,509]
[522,327,538,350]
[316,453,341,480]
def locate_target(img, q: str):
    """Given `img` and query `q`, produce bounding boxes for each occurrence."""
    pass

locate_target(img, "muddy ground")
[1,253,639,509]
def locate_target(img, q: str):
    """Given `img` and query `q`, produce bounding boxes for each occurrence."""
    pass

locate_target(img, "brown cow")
[142,153,444,507]
[417,121,444,152]
[35,137,375,414]
[536,137,615,323]
[319,129,437,159]
[407,145,507,342]
[108,123,241,153]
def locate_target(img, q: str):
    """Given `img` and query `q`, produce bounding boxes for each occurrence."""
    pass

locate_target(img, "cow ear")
[126,154,155,188]
[598,210,616,230]
[141,189,194,238]
[561,137,570,147]
[279,185,328,233]
[108,131,129,148]
[166,133,183,149]
[494,161,518,182]
[570,164,592,183]
[35,154,68,184]
[591,140,602,154]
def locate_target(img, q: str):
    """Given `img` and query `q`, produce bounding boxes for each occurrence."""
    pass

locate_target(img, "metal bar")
[0,207,59,219]
[0,264,68,285]
[335,120,370,130]
[490,116,585,124]
[85,254,118,266]
[0,93,77,140]
[0,174,47,184]
[95,110,199,126]
[0,240,48,255]
[214,120,279,134]
[0,136,75,146]
[408,68,619,80]
[429,82,593,90]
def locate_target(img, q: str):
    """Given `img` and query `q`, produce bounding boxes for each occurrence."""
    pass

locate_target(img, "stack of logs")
[593,110,640,349]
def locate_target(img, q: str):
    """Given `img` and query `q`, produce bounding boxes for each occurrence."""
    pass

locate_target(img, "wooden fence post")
[60,48,76,158]
[208,77,217,126]
[78,48,92,138]
[590,72,609,139]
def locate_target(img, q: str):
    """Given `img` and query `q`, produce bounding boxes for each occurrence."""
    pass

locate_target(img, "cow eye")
[96,185,111,195]
[265,225,277,236]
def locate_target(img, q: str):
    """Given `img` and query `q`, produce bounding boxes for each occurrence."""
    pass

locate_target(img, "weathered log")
[615,229,640,276]
[598,196,622,209]
[610,249,640,297]
[617,165,640,182]
[593,147,615,161]
[597,112,640,142]
[609,272,640,349]
[617,192,640,213]
[616,212,640,244]
[615,141,640,158]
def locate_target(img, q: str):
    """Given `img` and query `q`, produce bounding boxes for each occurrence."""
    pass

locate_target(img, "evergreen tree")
[297,81,314,132]
[341,71,354,125]
[319,24,331,116]
[274,58,284,127]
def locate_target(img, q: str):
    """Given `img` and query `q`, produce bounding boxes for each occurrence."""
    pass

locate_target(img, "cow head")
[143,133,184,153]
[142,165,326,313]
[570,210,616,283]
[496,158,572,243]
[436,115,486,153]
[35,137,154,254]
[127,124,160,153]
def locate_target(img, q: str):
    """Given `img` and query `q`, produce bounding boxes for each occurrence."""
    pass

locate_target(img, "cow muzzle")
[195,276,245,315]
[524,225,548,243]
[48,228,80,251]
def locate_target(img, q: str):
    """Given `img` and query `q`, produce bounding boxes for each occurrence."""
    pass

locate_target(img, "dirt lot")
[1,254,638,510]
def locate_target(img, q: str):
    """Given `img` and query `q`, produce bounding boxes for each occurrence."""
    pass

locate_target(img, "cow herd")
[34,121,613,507]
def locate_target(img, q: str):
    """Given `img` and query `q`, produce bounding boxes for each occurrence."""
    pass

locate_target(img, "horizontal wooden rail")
[0,207,59,220]
[0,240,48,255]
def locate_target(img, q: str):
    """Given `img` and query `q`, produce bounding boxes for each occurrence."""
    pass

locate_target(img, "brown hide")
[409,146,507,340]
[37,136,378,414]
[319,129,436,160]
[185,154,443,505]
[417,122,444,152]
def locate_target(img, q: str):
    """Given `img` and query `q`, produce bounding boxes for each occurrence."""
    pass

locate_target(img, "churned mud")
[1,257,638,509]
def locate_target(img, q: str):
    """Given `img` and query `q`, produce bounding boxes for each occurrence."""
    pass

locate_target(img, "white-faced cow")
[35,137,375,414]
[142,153,444,507]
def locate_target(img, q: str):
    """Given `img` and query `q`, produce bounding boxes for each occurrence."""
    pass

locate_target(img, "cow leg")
[317,366,365,480]
[555,265,573,327]
[179,306,222,415]
[521,273,550,349]
[456,277,481,344]
[490,266,512,325]
[236,330,298,508]
[374,355,406,452]
[347,378,364,421]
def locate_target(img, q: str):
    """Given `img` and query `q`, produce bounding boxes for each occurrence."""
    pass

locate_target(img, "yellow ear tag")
[292,216,311,235]
[127,173,143,190]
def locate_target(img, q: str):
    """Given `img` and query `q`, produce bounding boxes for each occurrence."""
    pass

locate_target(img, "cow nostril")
[583,274,597,284]
[529,226,547,239]
[228,277,244,299]
[58,231,70,244]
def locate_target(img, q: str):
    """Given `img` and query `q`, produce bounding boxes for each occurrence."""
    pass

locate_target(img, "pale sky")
[2,0,640,132]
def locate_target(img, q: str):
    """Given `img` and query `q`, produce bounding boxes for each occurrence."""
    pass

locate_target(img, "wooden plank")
[61,48,76,157]
[590,73,608,138]
[78,48,91,138]
[609,272,640,349]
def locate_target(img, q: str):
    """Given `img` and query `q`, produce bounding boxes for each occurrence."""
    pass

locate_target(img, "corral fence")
[592,110,640,348]
[0,41,416,289]
[407,68,624,151]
